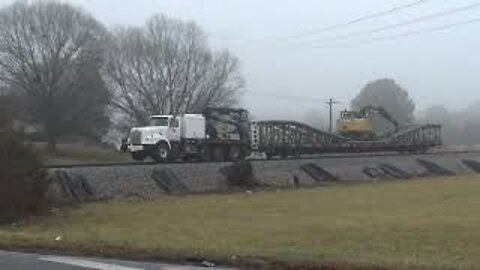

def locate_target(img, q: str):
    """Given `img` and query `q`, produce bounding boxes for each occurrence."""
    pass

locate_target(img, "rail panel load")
[251,120,442,158]
[386,124,442,148]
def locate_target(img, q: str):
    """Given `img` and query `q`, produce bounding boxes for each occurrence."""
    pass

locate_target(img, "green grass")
[2,176,480,269]
[33,143,127,165]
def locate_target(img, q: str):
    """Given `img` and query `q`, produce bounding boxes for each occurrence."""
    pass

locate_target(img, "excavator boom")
[359,106,399,132]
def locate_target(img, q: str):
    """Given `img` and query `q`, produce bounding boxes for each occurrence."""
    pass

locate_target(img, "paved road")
[0,250,234,270]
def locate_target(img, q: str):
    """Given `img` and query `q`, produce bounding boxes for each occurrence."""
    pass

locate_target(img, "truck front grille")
[129,130,142,144]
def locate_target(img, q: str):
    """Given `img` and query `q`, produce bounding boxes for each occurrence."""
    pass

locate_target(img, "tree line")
[303,78,416,133]
[1,1,475,151]
[345,78,480,145]
[419,102,480,145]
[0,1,243,151]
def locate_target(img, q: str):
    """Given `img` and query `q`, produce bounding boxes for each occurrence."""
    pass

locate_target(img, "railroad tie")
[300,163,337,183]
[416,159,454,176]
[53,170,95,201]
[150,168,189,193]
[362,166,386,180]
[378,163,413,179]
[462,159,480,173]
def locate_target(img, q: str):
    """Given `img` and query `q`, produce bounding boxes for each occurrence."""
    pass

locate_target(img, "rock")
[201,260,215,267]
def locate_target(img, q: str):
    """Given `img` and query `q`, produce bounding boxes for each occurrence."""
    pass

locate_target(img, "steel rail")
[43,149,480,169]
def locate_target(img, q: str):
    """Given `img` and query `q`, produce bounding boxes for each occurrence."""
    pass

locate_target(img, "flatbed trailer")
[124,107,442,162]
[251,120,442,158]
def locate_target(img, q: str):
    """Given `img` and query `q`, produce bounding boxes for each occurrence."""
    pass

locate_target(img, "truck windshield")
[149,117,169,126]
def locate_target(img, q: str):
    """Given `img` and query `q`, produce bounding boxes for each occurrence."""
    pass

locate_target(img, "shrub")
[0,131,49,223]
[221,161,259,188]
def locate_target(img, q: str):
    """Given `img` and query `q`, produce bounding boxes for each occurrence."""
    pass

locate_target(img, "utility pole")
[325,98,340,133]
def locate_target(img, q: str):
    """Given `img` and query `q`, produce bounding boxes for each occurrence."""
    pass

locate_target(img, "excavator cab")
[336,109,375,140]
[336,106,399,140]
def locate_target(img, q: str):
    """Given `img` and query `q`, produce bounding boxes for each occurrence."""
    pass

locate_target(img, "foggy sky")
[1,0,479,124]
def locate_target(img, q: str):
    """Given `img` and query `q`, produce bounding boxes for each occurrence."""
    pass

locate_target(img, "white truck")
[125,107,251,162]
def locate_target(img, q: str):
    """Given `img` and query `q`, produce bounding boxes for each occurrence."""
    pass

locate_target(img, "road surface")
[0,250,233,270]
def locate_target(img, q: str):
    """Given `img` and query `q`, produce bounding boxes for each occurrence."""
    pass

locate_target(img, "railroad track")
[43,149,480,169]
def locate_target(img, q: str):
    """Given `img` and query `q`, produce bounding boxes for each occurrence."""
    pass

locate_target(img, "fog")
[2,0,479,123]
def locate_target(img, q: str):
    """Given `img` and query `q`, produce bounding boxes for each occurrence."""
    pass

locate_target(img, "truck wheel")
[153,144,170,162]
[131,151,146,161]
[213,146,226,161]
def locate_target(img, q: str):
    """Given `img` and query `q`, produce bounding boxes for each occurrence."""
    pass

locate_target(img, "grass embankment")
[34,143,127,165]
[2,176,480,269]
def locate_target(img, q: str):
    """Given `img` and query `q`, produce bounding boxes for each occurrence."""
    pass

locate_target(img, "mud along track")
[43,149,480,169]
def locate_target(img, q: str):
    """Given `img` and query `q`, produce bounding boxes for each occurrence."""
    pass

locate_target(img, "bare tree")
[105,15,244,127]
[0,1,110,150]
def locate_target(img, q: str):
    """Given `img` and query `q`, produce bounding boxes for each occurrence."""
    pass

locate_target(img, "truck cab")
[127,114,205,162]
[129,116,179,147]
[125,107,250,162]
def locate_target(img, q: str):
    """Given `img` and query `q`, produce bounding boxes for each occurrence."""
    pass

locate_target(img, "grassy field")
[34,143,128,165]
[2,176,480,269]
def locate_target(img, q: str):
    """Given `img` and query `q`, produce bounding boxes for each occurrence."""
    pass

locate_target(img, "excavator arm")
[359,106,399,132]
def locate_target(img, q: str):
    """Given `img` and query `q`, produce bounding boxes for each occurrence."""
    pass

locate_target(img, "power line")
[368,17,480,43]
[301,1,480,46]
[245,90,341,104]
[314,17,480,49]
[239,0,428,46]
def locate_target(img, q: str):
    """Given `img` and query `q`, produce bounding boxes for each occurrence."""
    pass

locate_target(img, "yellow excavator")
[336,106,399,140]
